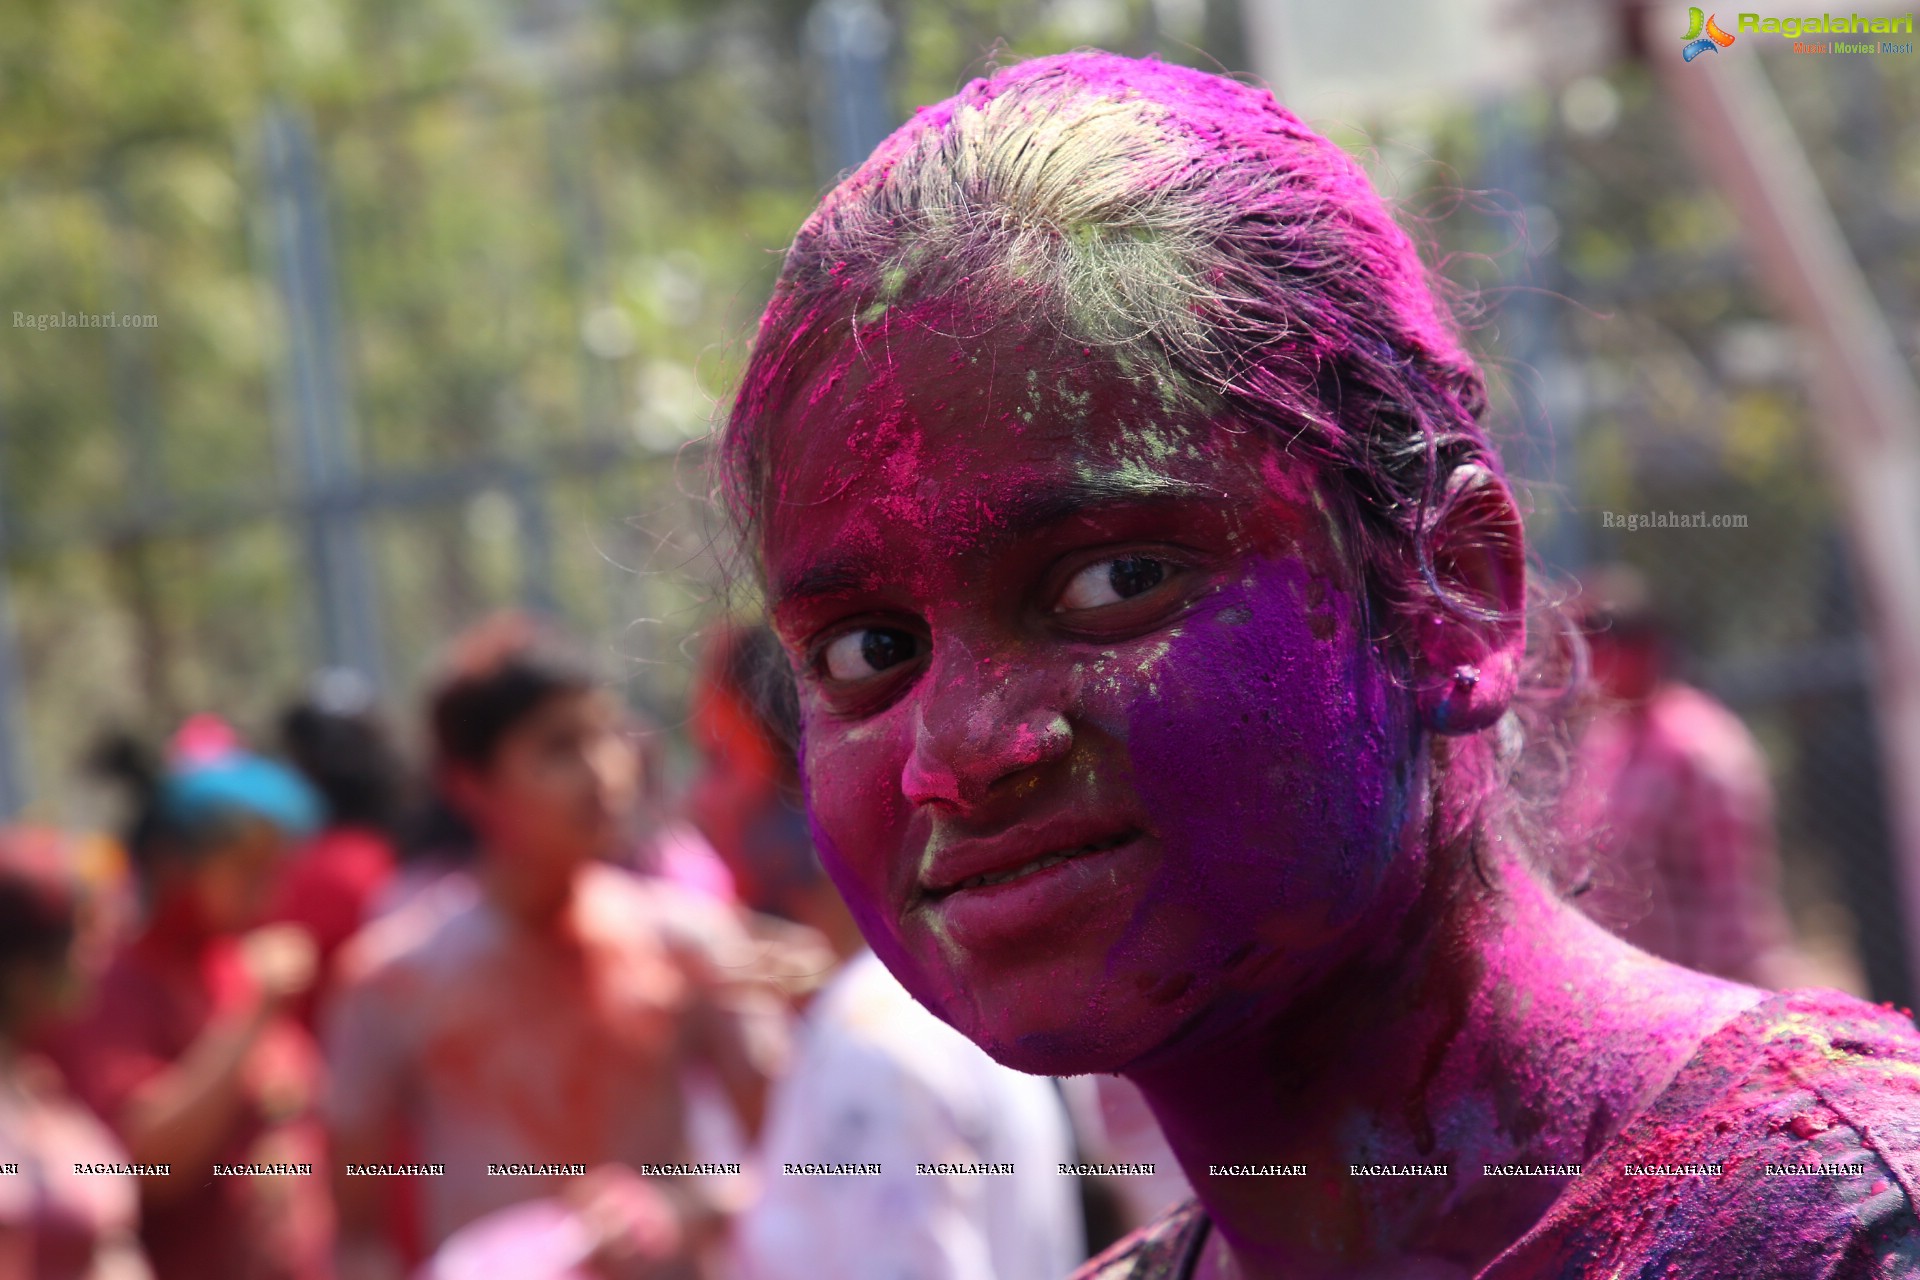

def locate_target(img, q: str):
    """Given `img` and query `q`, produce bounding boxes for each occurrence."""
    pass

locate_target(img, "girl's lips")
[934,829,1142,894]
[916,813,1148,898]
[913,831,1151,953]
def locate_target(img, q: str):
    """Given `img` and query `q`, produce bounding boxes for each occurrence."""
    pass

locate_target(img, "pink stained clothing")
[264,826,397,1034]
[1072,1201,1205,1280]
[0,1056,151,1280]
[40,922,332,1280]
[324,862,779,1252]
[640,821,739,906]
[1075,988,1920,1280]
[1561,683,1797,985]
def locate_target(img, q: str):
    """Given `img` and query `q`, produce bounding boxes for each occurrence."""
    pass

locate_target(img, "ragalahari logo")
[1683,7,1738,58]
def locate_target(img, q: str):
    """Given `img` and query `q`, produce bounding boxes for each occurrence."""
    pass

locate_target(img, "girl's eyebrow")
[770,475,1217,611]
[993,474,1215,537]
[771,557,876,609]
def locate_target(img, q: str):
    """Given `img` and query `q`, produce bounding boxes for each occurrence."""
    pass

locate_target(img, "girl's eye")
[1057,555,1170,612]
[820,627,920,682]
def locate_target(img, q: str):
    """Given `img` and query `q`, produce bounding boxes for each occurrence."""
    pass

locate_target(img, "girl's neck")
[1130,835,1762,1280]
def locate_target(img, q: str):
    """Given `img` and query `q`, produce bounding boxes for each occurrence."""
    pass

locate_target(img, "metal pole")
[1650,25,1920,998]
[0,576,26,819]
[262,105,387,689]
[0,400,31,817]
[1202,0,1252,72]
[1478,97,1584,577]
[807,0,895,183]
[509,467,559,617]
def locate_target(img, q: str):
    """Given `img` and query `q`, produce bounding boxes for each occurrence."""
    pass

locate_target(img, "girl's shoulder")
[1482,987,1920,1279]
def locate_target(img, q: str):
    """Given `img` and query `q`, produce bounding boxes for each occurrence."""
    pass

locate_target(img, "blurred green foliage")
[0,0,1230,818]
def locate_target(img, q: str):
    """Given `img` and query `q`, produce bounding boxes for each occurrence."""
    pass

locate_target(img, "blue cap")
[158,753,323,840]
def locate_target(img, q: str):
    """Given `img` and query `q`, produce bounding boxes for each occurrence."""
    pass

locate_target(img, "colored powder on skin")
[716,51,1920,1280]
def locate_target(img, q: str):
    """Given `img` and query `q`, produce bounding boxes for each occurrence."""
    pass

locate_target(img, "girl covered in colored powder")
[716,52,1920,1280]
[46,735,333,1280]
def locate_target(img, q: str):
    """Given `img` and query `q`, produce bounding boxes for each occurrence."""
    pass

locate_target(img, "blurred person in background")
[43,730,332,1280]
[266,669,410,1033]
[685,628,819,923]
[0,828,152,1280]
[696,623,1084,1280]
[620,709,738,908]
[53,831,141,993]
[324,614,787,1280]
[377,791,483,924]
[1560,566,1808,988]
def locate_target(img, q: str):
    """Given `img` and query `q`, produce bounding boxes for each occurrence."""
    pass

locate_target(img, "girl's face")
[190,817,292,934]
[762,318,1426,1075]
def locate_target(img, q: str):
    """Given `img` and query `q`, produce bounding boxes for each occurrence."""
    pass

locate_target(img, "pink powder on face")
[757,312,1440,1078]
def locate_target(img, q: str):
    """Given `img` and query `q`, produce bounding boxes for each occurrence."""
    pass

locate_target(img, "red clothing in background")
[266,826,396,1032]
[43,911,331,1280]
[1561,683,1797,985]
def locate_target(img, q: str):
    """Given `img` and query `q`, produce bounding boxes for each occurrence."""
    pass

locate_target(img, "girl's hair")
[696,622,803,764]
[721,51,1509,640]
[0,828,79,979]
[718,51,1573,856]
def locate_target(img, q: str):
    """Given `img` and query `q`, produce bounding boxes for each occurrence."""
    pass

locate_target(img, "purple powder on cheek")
[1122,553,1417,989]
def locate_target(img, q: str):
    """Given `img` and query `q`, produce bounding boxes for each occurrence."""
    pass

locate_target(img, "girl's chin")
[971,1021,1168,1078]
[925,978,1193,1077]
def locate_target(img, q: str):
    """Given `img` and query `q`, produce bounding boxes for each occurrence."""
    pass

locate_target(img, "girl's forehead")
[766,410,1213,583]
[760,324,1346,608]
[772,319,1247,496]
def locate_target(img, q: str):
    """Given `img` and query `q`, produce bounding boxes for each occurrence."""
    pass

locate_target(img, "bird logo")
[1683,7,1737,59]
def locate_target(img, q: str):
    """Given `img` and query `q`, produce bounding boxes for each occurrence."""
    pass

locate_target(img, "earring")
[1425,663,1484,734]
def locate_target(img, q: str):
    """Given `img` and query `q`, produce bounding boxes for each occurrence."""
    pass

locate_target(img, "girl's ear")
[1409,466,1528,736]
